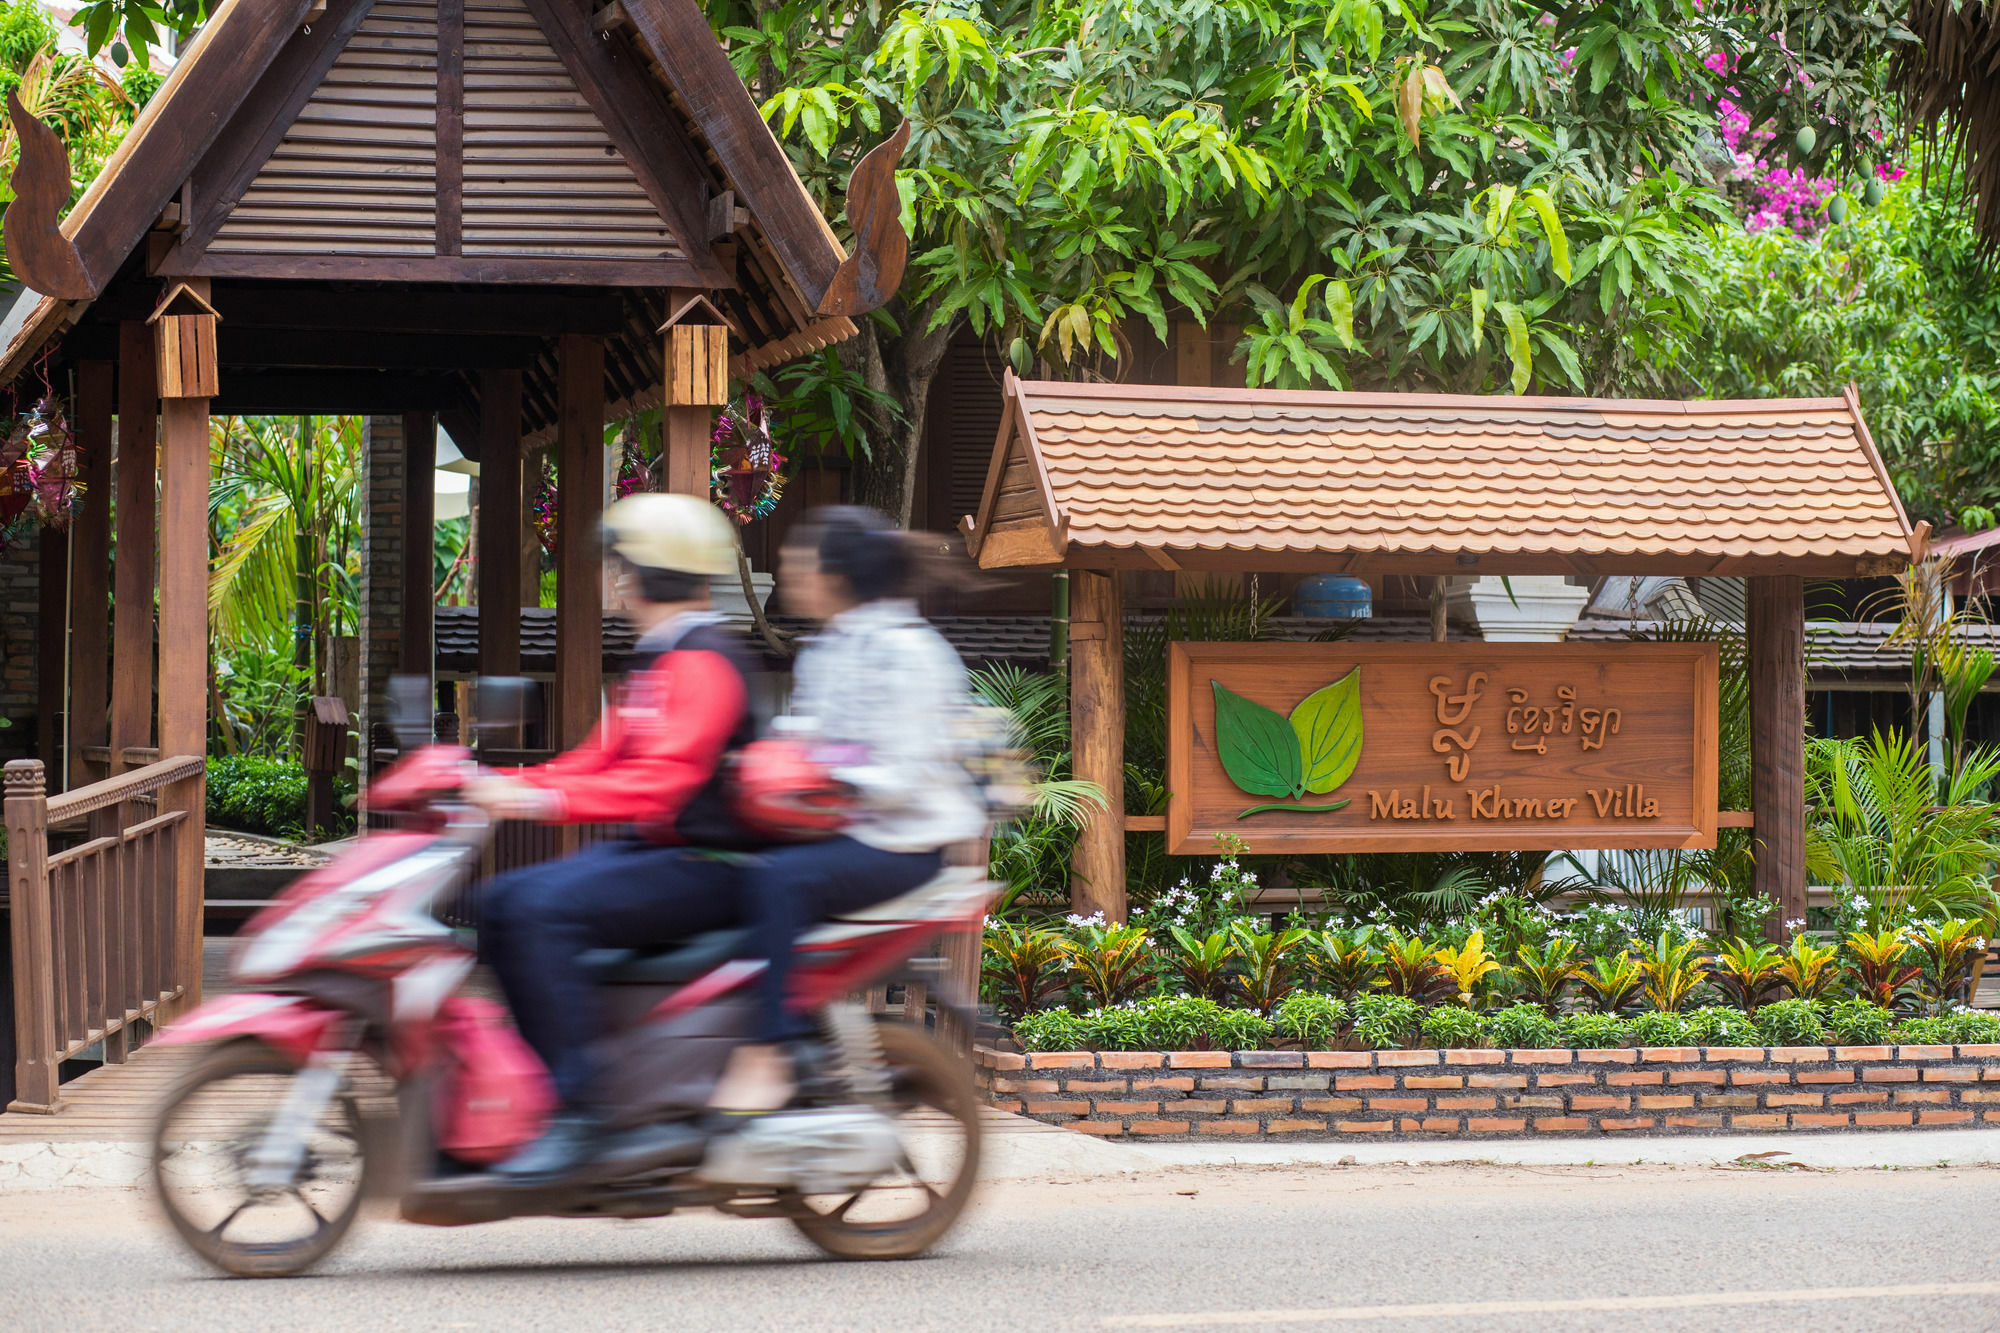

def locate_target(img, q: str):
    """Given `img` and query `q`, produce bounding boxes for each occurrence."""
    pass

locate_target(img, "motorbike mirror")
[386,675,433,753]
[475,677,538,738]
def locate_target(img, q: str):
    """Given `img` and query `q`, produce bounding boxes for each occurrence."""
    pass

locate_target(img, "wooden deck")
[0,1039,199,1144]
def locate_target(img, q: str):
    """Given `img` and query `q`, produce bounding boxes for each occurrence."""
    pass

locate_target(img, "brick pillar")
[359,415,406,780]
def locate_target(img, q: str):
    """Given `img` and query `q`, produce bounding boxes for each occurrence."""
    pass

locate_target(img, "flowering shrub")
[1683,1006,1760,1047]
[1628,1010,1695,1048]
[1892,1009,2000,1046]
[1825,998,1895,1046]
[1272,992,1348,1048]
[1557,1012,1632,1049]
[1755,998,1829,1046]
[1418,1004,1486,1050]
[1351,994,1420,1051]
[1486,1004,1560,1050]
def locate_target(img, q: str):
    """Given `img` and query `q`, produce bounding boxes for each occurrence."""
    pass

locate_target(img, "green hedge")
[206,757,355,842]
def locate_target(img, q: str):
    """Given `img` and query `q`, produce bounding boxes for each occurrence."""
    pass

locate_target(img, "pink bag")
[434,995,556,1164]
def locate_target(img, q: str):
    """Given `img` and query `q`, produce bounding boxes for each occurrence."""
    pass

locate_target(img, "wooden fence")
[5,755,205,1114]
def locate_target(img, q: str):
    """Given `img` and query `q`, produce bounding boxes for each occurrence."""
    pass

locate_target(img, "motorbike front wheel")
[785,1020,983,1260]
[151,1040,376,1277]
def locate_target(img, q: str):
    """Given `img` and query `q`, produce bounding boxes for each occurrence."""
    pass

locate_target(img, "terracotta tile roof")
[968,377,1916,575]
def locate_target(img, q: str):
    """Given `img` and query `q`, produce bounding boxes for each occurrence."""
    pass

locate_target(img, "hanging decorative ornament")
[0,394,80,542]
[709,393,787,525]
[615,425,658,499]
[531,455,558,554]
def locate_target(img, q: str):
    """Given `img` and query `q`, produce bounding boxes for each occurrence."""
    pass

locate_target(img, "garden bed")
[975,1042,2000,1140]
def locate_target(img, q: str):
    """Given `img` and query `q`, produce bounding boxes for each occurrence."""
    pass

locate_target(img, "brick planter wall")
[975,1044,2000,1139]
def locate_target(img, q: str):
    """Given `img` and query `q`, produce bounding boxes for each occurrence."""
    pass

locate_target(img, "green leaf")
[1212,681,1303,799]
[1496,301,1531,394]
[1289,668,1364,796]
[1468,286,1487,351]
[1523,188,1572,283]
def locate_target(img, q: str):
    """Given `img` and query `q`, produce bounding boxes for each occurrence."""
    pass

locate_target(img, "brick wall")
[0,536,41,760]
[975,1044,2000,1138]
[358,414,405,776]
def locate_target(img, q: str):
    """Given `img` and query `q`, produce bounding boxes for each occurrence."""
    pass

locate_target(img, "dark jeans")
[481,840,741,1103]
[744,836,943,1043]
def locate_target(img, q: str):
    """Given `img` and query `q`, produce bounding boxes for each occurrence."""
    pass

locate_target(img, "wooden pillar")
[111,322,157,773]
[476,370,523,688]
[664,406,709,497]
[555,334,605,749]
[399,411,436,678]
[1070,569,1126,921]
[5,759,60,1112]
[69,361,113,790]
[158,346,211,1014]
[35,526,66,775]
[1750,575,1807,939]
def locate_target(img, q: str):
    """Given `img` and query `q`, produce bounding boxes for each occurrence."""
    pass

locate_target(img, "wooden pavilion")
[962,375,1926,933]
[0,0,901,1112]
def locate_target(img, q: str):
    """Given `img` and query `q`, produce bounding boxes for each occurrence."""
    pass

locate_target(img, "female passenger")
[710,506,986,1111]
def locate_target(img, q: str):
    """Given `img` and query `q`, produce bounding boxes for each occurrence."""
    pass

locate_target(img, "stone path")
[203,831,335,870]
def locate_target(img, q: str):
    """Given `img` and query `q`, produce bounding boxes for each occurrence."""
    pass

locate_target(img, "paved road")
[7,1163,1997,1331]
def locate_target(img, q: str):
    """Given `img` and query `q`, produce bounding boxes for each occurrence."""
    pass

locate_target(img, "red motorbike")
[148,682,989,1277]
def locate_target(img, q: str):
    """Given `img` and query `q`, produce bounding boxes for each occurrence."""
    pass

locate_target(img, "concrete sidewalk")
[10,1111,2000,1192]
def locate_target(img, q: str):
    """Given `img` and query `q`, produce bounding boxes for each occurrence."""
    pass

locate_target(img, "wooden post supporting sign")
[1069,569,1126,921]
[1749,575,1807,939]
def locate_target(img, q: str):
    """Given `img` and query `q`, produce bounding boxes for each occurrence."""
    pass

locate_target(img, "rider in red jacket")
[469,494,760,1185]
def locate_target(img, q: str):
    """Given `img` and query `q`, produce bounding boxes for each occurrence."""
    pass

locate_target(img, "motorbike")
[148,679,991,1278]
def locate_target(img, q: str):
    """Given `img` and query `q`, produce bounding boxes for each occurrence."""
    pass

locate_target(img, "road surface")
[6,1162,1996,1331]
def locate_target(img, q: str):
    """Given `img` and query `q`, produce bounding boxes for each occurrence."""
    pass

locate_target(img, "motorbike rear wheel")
[786,1021,982,1260]
[151,1040,376,1277]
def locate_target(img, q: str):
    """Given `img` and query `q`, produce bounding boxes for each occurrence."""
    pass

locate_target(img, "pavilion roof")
[963,376,1920,578]
[0,0,864,432]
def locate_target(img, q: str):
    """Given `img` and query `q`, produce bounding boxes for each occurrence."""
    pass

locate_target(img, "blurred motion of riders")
[147,496,1024,1275]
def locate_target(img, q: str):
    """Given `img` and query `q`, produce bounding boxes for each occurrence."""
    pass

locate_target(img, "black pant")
[481,840,741,1103]
[743,837,943,1043]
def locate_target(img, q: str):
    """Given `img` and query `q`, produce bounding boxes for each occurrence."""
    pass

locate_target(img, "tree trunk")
[844,301,958,527]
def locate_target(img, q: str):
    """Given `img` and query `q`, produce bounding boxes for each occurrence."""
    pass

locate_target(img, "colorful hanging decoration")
[709,393,786,526]
[0,394,81,547]
[616,425,658,498]
[530,455,559,554]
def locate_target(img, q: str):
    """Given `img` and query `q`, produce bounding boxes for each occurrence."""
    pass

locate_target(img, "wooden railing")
[5,755,205,1114]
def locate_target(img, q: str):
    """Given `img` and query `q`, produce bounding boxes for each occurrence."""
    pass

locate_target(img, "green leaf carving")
[1211,681,1302,798]
[1290,667,1364,794]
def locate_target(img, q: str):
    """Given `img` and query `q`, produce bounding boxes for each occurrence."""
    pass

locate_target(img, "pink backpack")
[434,995,556,1164]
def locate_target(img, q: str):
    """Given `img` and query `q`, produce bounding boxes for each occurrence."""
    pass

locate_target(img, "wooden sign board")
[1167,642,1718,854]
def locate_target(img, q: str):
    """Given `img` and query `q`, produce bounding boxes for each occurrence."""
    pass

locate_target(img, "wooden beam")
[210,372,476,416]
[173,252,720,288]
[521,0,729,288]
[401,412,437,678]
[477,370,524,681]
[110,322,157,774]
[555,334,606,750]
[69,360,113,791]
[1069,570,1126,921]
[617,0,844,308]
[84,283,628,336]
[166,0,375,267]
[1750,575,1807,941]
[436,0,464,258]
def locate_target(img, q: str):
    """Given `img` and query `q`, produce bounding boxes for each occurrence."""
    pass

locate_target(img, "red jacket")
[516,616,760,845]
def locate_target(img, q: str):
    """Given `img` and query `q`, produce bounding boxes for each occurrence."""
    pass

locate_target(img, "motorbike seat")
[582,928,754,985]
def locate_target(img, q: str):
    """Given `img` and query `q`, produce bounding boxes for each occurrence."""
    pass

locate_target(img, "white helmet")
[601,493,740,577]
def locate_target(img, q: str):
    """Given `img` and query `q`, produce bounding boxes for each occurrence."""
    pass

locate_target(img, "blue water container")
[1294,574,1371,619]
